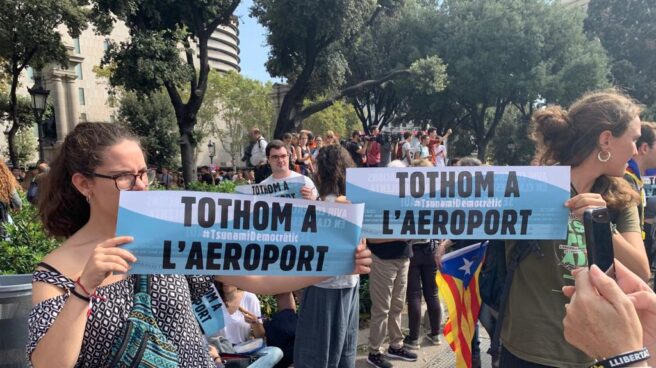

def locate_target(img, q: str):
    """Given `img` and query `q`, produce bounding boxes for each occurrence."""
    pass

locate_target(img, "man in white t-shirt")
[260,139,317,200]
[401,131,414,165]
[249,128,269,183]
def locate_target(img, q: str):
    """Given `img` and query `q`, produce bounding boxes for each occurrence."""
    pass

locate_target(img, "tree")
[196,71,274,167]
[0,0,87,167]
[0,91,42,166]
[116,90,180,169]
[429,0,609,160]
[487,107,535,165]
[252,0,446,138]
[12,126,39,166]
[585,0,656,107]
[91,0,240,186]
[302,99,361,139]
[345,0,447,133]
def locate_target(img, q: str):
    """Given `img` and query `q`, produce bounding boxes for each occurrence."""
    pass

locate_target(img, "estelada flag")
[437,241,488,368]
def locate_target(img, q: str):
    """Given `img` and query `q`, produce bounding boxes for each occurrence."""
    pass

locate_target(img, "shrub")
[0,193,60,274]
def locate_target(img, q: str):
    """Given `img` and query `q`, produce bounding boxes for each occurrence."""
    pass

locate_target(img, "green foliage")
[487,109,536,165]
[103,30,193,94]
[408,56,448,95]
[0,0,88,72]
[0,193,60,275]
[91,0,240,185]
[117,90,181,169]
[585,0,656,106]
[186,180,237,194]
[0,92,36,132]
[345,1,448,130]
[302,99,361,138]
[358,275,371,326]
[257,294,278,318]
[13,126,38,166]
[0,0,88,166]
[252,0,379,91]
[196,71,274,166]
[426,0,610,159]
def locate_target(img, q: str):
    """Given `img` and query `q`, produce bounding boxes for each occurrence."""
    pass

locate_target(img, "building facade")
[17,19,240,167]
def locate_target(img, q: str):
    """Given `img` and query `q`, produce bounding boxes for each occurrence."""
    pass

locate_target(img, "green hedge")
[0,193,60,275]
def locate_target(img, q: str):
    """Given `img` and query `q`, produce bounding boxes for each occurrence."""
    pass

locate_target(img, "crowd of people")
[19,87,656,368]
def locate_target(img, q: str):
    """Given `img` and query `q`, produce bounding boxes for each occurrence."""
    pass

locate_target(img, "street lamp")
[28,74,50,163]
[207,140,216,165]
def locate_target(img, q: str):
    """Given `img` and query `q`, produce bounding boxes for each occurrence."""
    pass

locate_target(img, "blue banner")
[117,191,364,275]
[235,176,306,199]
[346,166,570,239]
[192,283,225,336]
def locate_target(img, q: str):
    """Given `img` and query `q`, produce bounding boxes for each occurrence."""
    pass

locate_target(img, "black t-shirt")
[345,141,363,167]
[367,240,412,259]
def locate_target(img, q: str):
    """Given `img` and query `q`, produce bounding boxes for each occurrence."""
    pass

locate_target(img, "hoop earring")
[597,150,612,162]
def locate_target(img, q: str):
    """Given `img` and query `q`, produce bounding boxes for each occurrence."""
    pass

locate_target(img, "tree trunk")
[179,128,195,188]
[477,139,487,161]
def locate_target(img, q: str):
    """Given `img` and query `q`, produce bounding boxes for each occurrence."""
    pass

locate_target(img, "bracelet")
[75,277,93,296]
[590,347,650,368]
[70,287,91,302]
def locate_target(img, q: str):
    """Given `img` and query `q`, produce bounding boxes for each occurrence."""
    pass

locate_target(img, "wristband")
[590,347,650,368]
[70,287,91,302]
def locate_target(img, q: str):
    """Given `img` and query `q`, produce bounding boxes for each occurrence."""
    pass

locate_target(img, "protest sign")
[192,283,225,336]
[346,166,570,239]
[644,176,656,198]
[117,191,364,275]
[235,175,306,198]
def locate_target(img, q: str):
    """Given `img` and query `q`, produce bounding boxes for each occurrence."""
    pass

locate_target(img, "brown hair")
[265,139,290,157]
[314,145,355,199]
[532,89,641,208]
[637,121,656,149]
[0,161,19,204]
[39,123,141,237]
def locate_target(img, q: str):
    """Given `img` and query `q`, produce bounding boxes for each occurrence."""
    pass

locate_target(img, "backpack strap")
[489,240,540,358]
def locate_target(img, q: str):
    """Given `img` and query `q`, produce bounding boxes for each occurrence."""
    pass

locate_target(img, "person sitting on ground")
[209,280,283,368]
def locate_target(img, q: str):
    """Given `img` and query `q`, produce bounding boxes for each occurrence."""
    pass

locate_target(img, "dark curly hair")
[38,123,141,237]
[314,145,356,200]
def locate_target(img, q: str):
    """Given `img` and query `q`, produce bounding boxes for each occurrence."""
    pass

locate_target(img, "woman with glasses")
[27,123,372,367]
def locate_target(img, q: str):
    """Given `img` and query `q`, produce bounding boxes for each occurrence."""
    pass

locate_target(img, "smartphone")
[583,207,615,278]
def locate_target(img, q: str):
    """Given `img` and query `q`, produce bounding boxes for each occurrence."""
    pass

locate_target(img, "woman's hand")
[563,265,643,359]
[78,236,137,292]
[565,193,606,220]
[353,238,372,274]
[238,306,260,325]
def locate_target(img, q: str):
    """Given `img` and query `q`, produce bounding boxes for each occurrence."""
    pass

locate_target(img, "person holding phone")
[563,260,656,367]
[500,90,650,368]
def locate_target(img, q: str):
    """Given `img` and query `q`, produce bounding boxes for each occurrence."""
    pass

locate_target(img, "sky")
[235,0,276,83]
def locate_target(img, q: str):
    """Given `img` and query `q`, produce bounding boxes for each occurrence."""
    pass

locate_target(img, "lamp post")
[208,140,216,165]
[27,74,50,163]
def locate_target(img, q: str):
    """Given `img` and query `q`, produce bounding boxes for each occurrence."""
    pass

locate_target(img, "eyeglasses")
[269,154,289,161]
[92,170,156,191]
